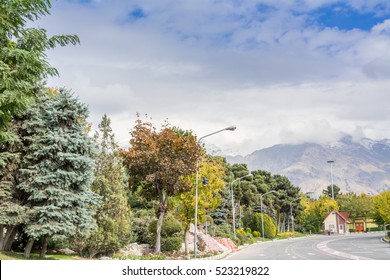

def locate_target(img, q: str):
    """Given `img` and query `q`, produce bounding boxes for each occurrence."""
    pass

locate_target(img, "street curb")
[192,249,232,260]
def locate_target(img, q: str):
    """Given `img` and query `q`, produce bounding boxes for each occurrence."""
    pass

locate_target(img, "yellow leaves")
[174,155,227,225]
[46,87,59,96]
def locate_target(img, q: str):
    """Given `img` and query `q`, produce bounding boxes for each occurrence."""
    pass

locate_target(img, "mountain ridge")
[224,136,390,196]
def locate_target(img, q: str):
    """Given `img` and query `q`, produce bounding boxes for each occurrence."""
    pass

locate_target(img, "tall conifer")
[82,114,132,258]
[17,89,99,257]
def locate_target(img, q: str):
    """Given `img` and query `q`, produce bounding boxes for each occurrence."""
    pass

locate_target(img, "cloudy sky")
[39,0,390,155]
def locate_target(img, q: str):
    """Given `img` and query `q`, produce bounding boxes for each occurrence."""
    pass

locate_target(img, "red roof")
[324,211,351,223]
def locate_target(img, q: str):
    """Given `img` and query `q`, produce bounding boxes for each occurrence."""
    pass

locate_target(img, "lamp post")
[230,173,253,239]
[260,190,276,241]
[327,160,335,200]
[194,126,236,258]
[290,197,300,237]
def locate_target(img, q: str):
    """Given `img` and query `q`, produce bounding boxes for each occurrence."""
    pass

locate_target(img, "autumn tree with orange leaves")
[120,116,201,253]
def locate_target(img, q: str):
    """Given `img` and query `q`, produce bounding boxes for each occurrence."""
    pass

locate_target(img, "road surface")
[224,233,390,260]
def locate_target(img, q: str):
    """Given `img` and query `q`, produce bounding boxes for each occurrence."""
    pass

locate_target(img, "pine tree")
[82,114,132,258]
[17,89,99,257]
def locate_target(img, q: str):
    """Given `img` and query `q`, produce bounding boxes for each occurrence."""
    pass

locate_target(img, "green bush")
[211,223,233,239]
[235,228,256,244]
[253,231,260,238]
[366,227,382,232]
[148,213,183,251]
[148,213,182,238]
[161,237,182,252]
[235,230,246,245]
[132,209,156,244]
[244,213,277,239]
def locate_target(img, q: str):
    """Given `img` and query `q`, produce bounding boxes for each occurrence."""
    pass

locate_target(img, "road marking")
[316,240,373,260]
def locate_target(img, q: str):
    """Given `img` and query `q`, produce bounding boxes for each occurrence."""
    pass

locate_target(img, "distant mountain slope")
[226,136,390,196]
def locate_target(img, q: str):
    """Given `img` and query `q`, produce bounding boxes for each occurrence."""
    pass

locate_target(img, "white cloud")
[38,0,390,154]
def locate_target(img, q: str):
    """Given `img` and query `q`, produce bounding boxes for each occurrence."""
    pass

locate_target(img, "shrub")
[244,213,277,239]
[161,237,182,252]
[132,209,156,244]
[148,213,183,252]
[148,213,182,238]
[212,224,233,239]
[277,232,293,238]
[253,231,260,238]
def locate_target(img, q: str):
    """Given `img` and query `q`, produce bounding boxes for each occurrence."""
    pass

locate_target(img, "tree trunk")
[0,225,4,250]
[155,208,166,254]
[24,238,35,258]
[2,226,18,251]
[40,235,48,258]
[184,226,189,255]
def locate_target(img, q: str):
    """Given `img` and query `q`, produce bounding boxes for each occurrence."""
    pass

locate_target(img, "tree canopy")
[121,116,201,253]
[0,0,79,143]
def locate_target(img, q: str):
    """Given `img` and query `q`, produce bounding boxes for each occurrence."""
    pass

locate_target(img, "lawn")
[0,251,81,260]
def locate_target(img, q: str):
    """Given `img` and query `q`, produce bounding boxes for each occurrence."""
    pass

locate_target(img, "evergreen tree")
[17,90,99,257]
[82,114,132,258]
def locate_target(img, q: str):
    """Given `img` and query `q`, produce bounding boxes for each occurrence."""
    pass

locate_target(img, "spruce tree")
[83,114,132,258]
[17,89,99,257]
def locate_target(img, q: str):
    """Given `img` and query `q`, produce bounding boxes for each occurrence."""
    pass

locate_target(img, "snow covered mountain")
[226,136,390,196]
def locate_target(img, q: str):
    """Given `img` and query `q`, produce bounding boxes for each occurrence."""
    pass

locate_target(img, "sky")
[38,0,390,155]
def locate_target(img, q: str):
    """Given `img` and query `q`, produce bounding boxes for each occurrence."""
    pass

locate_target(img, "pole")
[260,190,276,241]
[290,197,300,237]
[327,160,335,200]
[230,174,252,240]
[261,195,265,241]
[231,181,236,239]
[194,159,199,257]
[193,126,236,258]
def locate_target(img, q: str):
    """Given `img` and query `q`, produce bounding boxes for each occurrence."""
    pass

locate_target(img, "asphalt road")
[224,233,390,260]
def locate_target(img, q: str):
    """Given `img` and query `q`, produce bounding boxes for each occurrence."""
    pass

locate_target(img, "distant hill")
[225,136,390,196]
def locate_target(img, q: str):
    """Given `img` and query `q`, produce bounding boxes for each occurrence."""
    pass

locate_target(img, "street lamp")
[230,173,253,239]
[193,126,236,258]
[260,190,276,241]
[327,160,335,200]
[290,197,300,237]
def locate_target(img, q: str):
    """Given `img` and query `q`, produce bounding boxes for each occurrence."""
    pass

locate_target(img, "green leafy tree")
[175,154,226,254]
[0,0,79,143]
[0,100,40,251]
[121,116,201,253]
[372,191,390,225]
[272,175,301,232]
[322,184,341,199]
[17,90,99,258]
[81,114,132,258]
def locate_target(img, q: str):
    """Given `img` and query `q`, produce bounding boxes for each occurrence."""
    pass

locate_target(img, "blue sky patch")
[67,0,93,4]
[312,3,389,31]
[128,8,147,21]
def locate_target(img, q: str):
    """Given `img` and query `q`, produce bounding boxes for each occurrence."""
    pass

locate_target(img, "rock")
[99,256,112,260]
[57,248,76,255]
[118,243,152,257]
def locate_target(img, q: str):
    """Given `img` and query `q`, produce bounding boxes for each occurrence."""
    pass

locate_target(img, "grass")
[0,251,81,260]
